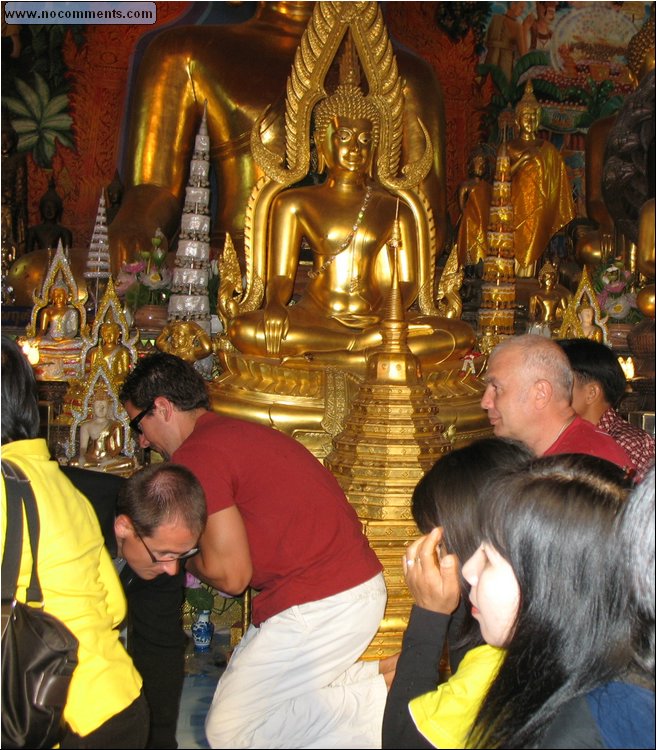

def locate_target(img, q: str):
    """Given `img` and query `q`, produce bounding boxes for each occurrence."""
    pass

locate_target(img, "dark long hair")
[468,454,635,748]
[412,437,533,649]
[1,334,40,444]
[618,468,655,678]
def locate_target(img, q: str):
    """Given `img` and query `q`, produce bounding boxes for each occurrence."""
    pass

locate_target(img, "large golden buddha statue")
[227,67,473,369]
[508,81,575,276]
[109,1,449,274]
[211,3,486,453]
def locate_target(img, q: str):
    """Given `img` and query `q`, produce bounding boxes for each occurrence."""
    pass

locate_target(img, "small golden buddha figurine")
[37,283,79,342]
[527,260,567,336]
[156,320,213,364]
[86,320,132,383]
[69,385,133,472]
[227,61,474,370]
[507,81,575,276]
[455,145,494,266]
[578,305,605,343]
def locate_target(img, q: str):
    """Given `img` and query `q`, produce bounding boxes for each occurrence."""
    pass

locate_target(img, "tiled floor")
[176,629,230,749]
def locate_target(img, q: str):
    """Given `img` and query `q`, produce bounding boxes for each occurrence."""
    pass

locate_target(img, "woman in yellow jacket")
[1,334,147,748]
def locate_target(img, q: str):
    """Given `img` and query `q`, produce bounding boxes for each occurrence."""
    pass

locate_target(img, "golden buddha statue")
[109,1,449,275]
[455,145,494,266]
[36,283,79,342]
[226,30,473,373]
[211,3,486,453]
[527,260,568,336]
[69,384,134,473]
[578,304,605,343]
[507,81,575,276]
[86,319,132,384]
[24,244,89,382]
[156,320,213,364]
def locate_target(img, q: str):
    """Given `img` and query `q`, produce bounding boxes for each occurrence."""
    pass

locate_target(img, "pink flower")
[605,281,627,294]
[122,261,146,274]
[185,572,202,588]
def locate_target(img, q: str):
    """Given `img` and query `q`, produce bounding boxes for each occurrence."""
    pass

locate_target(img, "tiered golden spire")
[324,215,452,656]
[477,134,517,350]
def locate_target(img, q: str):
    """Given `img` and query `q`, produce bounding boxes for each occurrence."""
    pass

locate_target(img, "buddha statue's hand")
[263,300,290,356]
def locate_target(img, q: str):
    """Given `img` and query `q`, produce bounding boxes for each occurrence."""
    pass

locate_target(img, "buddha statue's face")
[41,198,59,221]
[579,307,594,325]
[92,397,109,419]
[471,154,486,178]
[101,323,119,345]
[172,326,192,349]
[322,116,374,176]
[518,106,540,136]
[51,287,67,307]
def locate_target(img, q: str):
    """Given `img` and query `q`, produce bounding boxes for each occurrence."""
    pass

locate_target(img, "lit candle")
[22,340,40,365]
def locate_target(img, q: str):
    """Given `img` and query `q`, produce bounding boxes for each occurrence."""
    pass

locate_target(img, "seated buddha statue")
[86,319,132,384]
[578,304,605,343]
[37,283,79,342]
[25,178,73,252]
[507,81,575,277]
[227,71,474,373]
[108,1,449,275]
[527,260,567,336]
[69,386,133,473]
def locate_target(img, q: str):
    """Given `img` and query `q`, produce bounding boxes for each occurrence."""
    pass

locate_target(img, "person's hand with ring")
[403,527,460,615]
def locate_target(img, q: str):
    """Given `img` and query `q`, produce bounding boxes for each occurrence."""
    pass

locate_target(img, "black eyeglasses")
[135,532,199,563]
[129,403,154,435]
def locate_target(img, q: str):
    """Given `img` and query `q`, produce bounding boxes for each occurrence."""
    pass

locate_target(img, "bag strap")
[1,459,43,605]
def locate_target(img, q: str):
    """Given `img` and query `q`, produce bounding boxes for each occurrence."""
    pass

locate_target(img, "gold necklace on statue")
[307,185,373,280]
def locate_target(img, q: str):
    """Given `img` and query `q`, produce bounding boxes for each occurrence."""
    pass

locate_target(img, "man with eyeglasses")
[61,462,207,749]
[119,352,389,749]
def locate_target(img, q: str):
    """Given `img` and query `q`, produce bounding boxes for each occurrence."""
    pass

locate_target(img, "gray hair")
[490,334,573,402]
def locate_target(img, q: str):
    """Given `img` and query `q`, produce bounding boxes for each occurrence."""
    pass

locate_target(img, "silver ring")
[406,558,415,567]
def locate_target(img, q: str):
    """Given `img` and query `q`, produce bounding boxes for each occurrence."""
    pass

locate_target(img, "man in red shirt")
[481,335,634,474]
[557,338,654,481]
[120,353,388,749]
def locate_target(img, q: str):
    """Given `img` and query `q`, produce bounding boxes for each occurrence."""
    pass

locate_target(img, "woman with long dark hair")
[382,437,533,748]
[463,453,652,748]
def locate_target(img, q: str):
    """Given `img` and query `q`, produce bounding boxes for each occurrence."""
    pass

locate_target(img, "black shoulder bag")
[1,459,79,749]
